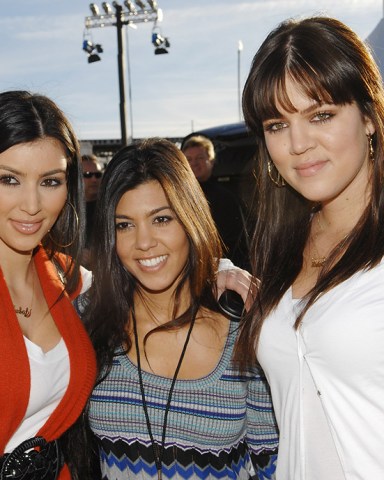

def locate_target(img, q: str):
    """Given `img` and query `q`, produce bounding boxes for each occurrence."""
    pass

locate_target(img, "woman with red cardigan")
[0,90,96,479]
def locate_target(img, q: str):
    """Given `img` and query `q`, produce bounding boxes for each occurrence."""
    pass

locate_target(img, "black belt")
[0,437,63,479]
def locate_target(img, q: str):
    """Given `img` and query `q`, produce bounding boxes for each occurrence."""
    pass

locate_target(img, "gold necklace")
[310,213,348,268]
[14,265,35,318]
[310,213,326,267]
[311,254,326,268]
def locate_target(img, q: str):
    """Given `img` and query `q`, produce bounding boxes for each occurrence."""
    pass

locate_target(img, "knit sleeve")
[246,366,279,453]
[246,367,278,478]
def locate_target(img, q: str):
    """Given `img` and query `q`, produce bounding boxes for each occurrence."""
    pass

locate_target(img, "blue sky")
[0,0,382,141]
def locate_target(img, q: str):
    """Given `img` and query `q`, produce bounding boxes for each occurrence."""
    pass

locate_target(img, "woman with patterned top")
[77,138,278,479]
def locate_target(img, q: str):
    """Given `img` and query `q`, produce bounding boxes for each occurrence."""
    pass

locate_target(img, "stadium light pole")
[84,1,164,146]
[237,40,243,122]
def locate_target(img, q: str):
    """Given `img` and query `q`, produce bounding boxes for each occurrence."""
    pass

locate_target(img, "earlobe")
[365,118,375,136]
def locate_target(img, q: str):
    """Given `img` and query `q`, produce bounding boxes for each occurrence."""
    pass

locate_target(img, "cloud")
[0,0,381,139]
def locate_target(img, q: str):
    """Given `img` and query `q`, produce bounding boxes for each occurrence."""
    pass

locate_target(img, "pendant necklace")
[310,213,326,268]
[14,264,35,318]
[310,243,326,268]
[132,309,196,480]
[310,213,349,268]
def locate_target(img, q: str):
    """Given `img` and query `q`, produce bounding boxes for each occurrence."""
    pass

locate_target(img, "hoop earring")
[267,159,285,187]
[367,133,375,161]
[48,201,79,248]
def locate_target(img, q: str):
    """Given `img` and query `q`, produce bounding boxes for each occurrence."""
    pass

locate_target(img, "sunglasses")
[83,171,102,179]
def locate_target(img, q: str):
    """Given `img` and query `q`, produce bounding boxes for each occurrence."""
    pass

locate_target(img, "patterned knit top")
[88,323,278,479]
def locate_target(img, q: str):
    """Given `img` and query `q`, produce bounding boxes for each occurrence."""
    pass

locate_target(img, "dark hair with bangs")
[0,90,84,294]
[83,137,222,373]
[234,16,384,369]
[243,16,383,136]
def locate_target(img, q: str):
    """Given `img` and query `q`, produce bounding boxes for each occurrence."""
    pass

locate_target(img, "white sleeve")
[80,266,93,293]
[217,258,235,271]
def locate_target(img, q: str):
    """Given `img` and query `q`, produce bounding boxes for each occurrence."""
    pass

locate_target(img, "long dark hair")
[0,90,84,293]
[234,16,384,368]
[84,137,222,374]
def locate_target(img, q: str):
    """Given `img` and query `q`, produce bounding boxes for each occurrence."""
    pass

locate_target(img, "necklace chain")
[310,212,349,268]
[14,264,35,318]
[132,309,196,479]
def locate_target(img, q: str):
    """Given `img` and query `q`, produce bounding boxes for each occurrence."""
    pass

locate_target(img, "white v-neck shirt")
[5,266,92,453]
[5,337,69,453]
[258,261,384,480]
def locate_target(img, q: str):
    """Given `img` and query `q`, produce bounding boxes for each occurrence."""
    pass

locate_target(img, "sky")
[0,0,383,142]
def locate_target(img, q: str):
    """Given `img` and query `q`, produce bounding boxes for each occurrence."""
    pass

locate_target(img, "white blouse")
[5,337,69,453]
[258,261,384,480]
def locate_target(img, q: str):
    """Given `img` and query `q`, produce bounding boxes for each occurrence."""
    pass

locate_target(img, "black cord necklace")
[132,309,196,480]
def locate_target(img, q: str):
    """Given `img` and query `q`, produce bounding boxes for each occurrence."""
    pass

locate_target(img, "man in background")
[181,135,249,268]
[82,154,103,268]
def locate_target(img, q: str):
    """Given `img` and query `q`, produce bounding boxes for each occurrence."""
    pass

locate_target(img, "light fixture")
[151,29,169,54]
[89,3,100,15]
[82,38,103,63]
[154,46,168,55]
[102,2,113,14]
[88,52,102,63]
[124,0,137,13]
[156,8,163,22]
[135,0,146,9]
[147,0,157,10]
[151,32,162,46]
[83,1,168,145]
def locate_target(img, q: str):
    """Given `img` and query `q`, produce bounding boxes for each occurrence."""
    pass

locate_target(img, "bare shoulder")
[195,308,230,344]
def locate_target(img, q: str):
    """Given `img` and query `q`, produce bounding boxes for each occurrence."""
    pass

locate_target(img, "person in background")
[81,154,103,268]
[0,90,96,479]
[76,138,278,480]
[234,15,384,479]
[181,135,250,269]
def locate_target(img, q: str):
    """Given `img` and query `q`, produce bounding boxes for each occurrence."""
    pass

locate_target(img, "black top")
[200,177,249,269]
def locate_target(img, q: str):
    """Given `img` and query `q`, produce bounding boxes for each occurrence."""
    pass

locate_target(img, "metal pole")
[84,5,162,145]
[115,5,128,146]
[237,40,243,122]
[125,27,134,140]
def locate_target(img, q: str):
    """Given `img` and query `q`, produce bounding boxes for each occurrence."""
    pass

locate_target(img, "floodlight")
[83,39,103,63]
[147,0,157,10]
[135,0,146,9]
[88,53,102,63]
[82,40,94,54]
[102,2,113,14]
[151,30,169,54]
[151,32,163,46]
[89,3,100,16]
[124,0,137,13]
[154,47,168,55]
[82,0,168,146]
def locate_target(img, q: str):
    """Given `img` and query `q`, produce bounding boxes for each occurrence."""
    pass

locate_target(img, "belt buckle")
[0,436,62,480]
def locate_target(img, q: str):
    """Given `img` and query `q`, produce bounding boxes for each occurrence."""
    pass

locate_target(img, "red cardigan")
[0,247,97,479]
